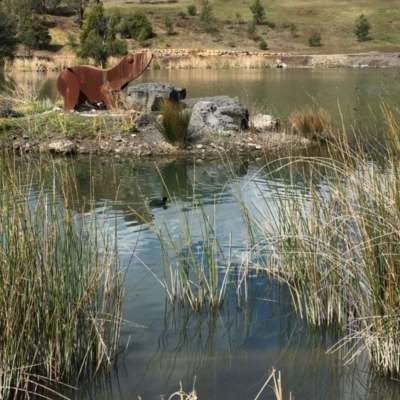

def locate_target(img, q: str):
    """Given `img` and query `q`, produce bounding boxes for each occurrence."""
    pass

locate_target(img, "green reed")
[154,99,192,149]
[236,95,400,377]
[0,156,125,398]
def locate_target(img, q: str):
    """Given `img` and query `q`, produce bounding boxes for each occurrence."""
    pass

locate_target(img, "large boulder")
[188,101,240,137]
[182,95,249,130]
[125,82,186,111]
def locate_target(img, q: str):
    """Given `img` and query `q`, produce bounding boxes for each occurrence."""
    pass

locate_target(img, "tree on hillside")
[250,0,265,25]
[0,7,19,68]
[69,0,89,27]
[78,2,127,67]
[199,0,217,34]
[116,11,154,41]
[18,15,51,55]
[354,14,371,42]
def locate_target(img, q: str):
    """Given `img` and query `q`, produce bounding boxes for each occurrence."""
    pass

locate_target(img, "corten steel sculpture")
[57,52,153,111]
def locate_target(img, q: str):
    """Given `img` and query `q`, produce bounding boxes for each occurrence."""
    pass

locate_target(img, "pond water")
[2,67,400,133]
[39,153,399,400]
[3,67,400,398]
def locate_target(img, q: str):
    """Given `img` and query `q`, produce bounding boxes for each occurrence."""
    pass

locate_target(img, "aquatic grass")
[154,99,192,149]
[0,156,126,398]
[234,100,400,377]
[289,105,333,141]
[130,165,235,311]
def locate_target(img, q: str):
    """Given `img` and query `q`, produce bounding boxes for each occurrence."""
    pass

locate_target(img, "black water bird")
[149,197,168,207]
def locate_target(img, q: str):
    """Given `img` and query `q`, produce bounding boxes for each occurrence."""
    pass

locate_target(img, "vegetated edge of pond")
[1,110,316,159]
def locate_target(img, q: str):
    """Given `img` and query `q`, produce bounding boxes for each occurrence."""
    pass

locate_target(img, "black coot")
[149,197,168,207]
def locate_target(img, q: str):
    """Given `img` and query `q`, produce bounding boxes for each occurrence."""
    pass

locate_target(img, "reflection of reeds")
[0,157,126,398]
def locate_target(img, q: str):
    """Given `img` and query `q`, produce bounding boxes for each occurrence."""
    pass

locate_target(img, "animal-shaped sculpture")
[57,52,153,111]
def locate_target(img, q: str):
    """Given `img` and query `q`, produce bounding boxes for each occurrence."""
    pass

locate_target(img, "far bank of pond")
[1,66,399,157]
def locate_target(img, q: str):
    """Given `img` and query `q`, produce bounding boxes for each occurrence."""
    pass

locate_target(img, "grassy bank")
[0,156,126,398]
[23,0,400,63]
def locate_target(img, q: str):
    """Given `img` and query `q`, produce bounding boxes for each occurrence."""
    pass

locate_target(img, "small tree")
[18,16,51,55]
[0,8,18,68]
[250,0,265,25]
[308,31,322,47]
[247,20,258,40]
[163,16,174,35]
[187,5,197,16]
[354,14,371,42]
[199,0,217,34]
[78,2,127,67]
[116,11,154,41]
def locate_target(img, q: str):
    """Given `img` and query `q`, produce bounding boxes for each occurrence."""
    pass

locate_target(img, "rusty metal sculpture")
[57,52,153,111]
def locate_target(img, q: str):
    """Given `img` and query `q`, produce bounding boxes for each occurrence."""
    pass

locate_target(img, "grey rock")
[126,82,186,111]
[250,114,281,132]
[41,139,76,154]
[188,101,239,137]
[136,112,154,127]
[181,96,249,130]
[0,107,23,118]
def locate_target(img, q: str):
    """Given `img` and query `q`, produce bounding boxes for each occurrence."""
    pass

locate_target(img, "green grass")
[98,0,400,54]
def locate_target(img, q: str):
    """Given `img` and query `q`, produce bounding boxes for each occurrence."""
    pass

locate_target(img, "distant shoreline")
[7,50,400,72]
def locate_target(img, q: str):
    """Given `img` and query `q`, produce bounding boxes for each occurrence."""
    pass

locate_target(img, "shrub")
[0,8,18,68]
[154,100,192,148]
[289,105,332,140]
[187,5,197,16]
[18,16,51,55]
[259,40,268,50]
[199,0,218,34]
[117,11,154,41]
[354,14,371,42]
[177,11,187,19]
[290,23,298,38]
[163,16,174,35]
[308,31,322,47]
[247,20,259,40]
[78,3,127,66]
[250,0,265,25]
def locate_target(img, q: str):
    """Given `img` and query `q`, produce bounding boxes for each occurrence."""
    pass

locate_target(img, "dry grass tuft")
[289,105,333,140]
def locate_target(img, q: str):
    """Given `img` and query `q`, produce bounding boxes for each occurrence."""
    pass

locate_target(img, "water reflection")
[8,154,400,400]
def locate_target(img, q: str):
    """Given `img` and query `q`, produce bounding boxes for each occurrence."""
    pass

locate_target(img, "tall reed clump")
[237,97,400,378]
[154,99,192,149]
[289,105,332,141]
[0,156,125,398]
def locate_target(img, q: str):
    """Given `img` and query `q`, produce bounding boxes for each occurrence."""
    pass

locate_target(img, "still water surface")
[3,67,400,132]
[3,67,400,398]
[45,154,400,400]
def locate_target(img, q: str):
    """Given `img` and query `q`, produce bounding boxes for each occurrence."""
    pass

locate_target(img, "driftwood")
[56,52,153,111]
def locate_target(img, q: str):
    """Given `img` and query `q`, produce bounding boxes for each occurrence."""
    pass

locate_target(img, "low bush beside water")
[0,157,126,399]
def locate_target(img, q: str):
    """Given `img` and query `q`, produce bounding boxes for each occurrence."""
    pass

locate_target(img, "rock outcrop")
[126,82,186,111]
[181,95,249,130]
